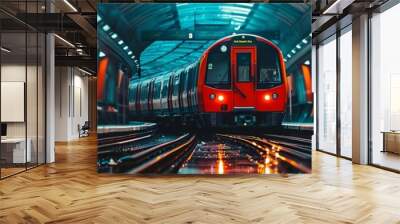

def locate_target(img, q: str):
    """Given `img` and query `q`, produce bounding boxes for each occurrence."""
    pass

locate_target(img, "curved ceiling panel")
[98,3,311,78]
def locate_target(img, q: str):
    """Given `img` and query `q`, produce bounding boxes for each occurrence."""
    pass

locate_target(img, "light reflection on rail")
[177,136,304,174]
[217,144,225,175]
[226,135,311,173]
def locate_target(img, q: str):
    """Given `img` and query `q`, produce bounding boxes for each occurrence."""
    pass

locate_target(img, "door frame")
[231,46,257,108]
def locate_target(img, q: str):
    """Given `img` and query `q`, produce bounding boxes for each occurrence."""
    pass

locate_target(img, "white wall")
[1,64,43,138]
[55,67,89,141]
[1,63,46,164]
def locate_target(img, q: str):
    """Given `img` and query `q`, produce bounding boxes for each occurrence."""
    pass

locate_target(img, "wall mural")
[97,3,312,175]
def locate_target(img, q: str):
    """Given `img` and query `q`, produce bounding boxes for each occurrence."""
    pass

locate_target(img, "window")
[205,44,230,89]
[130,84,137,106]
[339,28,352,158]
[237,53,251,82]
[161,78,168,99]
[0,1,46,179]
[370,4,400,171]
[153,81,161,100]
[141,83,148,102]
[317,35,337,154]
[173,75,179,97]
[257,44,282,88]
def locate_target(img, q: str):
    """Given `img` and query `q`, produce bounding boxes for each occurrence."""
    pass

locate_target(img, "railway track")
[98,133,196,174]
[217,134,311,173]
[97,127,311,174]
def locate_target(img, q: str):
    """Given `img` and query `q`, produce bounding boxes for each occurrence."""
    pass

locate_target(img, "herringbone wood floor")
[1,136,400,224]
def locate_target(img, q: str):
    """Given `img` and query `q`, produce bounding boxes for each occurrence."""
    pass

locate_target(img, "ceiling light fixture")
[54,34,75,48]
[123,46,128,51]
[63,0,78,12]
[102,24,110,32]
[118,40,124,45]
[111,33,118,39]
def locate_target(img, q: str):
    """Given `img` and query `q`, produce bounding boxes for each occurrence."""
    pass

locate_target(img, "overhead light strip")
[1,47,11,53]
[63,0,78,12]
[322,0,342,15]
[54,34,75,48]
[78,67,93,76]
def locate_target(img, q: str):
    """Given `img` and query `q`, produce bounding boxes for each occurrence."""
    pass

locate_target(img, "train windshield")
[257,44,282,89]
[205,45,230,89]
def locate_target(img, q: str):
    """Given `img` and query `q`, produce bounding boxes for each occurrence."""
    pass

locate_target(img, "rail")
[217,134,311,173]
[97,134,153,155]
[112,133,196,174]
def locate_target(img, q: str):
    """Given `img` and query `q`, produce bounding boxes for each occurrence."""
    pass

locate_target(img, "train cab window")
[237,53,251,82]
[257,44,282,89]
[205,45,230,89]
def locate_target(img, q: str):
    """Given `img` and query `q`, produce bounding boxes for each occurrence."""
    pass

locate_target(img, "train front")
[198,34,288,127]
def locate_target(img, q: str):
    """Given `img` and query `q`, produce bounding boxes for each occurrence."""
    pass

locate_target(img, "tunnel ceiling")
[98,3,311,78]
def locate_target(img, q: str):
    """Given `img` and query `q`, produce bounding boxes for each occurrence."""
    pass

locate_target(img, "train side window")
[173,75,179,97]
[205,45,230,89]
[161,78,168,99]
[136,83,141,106]
[141,83,148,102]
[237,53,251,82]
[183,69,189,95]
[257,44,282,89]
[130,84,137,104]
[153,81,161,100]
[180,70,186,94]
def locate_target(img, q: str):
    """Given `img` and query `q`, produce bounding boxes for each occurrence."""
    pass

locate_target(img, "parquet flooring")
[1,136,400,224]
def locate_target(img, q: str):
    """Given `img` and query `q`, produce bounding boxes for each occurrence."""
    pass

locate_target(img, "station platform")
[281,122,313,131]
[97,122,157,134]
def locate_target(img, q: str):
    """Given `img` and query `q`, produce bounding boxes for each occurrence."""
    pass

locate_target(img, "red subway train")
[128,34,288,127]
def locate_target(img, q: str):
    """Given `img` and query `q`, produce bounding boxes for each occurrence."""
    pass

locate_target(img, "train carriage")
[128,34,288,127]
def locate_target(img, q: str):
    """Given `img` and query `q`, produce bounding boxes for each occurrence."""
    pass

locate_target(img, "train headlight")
[217,95,224,102]
[264,94,271,101]
[209,93,216,100]
[272,93,279,99]
[220,45,227,53]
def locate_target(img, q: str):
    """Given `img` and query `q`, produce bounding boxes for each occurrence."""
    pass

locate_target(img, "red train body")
[128,34,288,127]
